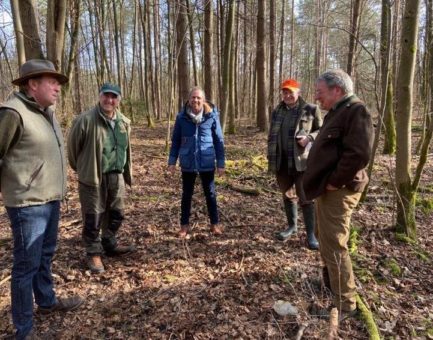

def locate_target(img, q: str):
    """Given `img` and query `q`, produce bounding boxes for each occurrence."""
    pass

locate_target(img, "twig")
[294,322,308,340]
[0,275,11,286]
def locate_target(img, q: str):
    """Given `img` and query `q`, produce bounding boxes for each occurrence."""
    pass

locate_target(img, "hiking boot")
[210,224,223,236]
[178,225,189,238]
[38,295,84,315]
[104,244,136,257]
[24,329,40,340]
[87,255,105,273]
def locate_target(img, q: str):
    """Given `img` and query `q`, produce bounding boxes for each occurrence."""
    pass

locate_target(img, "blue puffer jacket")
[168,102,225,172]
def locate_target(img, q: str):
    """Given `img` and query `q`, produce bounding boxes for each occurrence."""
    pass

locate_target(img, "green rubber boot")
[276,200,298,241]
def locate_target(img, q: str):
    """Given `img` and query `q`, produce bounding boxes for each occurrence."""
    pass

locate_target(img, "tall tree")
[256,0,268,132]
[220,0,236,133]
[46,0,67,69]
[176,0,190,106]
[347,0,362,76]
[204,0,214,101]
[13,0,44,59]
[394,0,420,238]
[10,0,25,65]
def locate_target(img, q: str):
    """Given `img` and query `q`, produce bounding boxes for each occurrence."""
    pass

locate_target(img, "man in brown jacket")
[303,69,373,319]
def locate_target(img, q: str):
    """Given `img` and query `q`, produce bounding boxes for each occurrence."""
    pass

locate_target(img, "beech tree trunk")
[395,0,420,238]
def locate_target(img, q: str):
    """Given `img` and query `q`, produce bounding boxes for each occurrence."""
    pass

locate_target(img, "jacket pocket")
[25,161,44,190]
[200,147,216,168]
[179,147,193,168]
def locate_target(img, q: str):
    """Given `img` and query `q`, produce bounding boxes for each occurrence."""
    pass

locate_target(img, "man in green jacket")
[268,79,322,250]
[304,69,373,320]
[68,83,134,274]
[0,59,83,340]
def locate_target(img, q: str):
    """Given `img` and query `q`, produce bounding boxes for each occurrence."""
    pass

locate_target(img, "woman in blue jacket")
[168,87,225,238]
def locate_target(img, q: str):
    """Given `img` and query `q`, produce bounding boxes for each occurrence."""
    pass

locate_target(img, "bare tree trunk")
[46,0,67,69]
[268,0,276,114]
[176,0,190,107]
[185,0,198,86]
[290,0,295,77]
[256,0,268,132]
[220,0,236,133]
[204,0,214,101]
[112,0,122,86]
[18,0,44,59]
[278,1,285,84]
[347,0,362,76]
[153,0,162,119]
[395,0,420,238]
[10,0,26,65]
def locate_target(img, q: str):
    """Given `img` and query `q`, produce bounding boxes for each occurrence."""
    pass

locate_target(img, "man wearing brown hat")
[0,59,84,340]
[267,79,322,250]
[68,83,134,274]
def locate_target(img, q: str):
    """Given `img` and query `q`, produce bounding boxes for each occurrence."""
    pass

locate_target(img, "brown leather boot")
[210,224,223,235]
[178,225,189,238]
[87,255,105,273]
[38,295,85,314]
[104,244,136,257]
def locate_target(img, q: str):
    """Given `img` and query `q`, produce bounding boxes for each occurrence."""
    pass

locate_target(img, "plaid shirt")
[268,97,322,173]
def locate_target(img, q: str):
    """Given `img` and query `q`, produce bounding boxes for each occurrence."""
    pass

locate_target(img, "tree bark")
[176,0,190,107]
[18,0,44,59]
[256,0,268,132]
[204,0,214,101]
[395,0,420,238]
[46,0,67,69]
[220,0,236,133]
[10,0,26,65]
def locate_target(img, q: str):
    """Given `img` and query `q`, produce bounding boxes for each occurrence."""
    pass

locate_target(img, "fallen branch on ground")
[356,295,381,340]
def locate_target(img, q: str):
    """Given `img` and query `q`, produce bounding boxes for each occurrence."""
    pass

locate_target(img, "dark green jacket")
[67,105,132,187]
[267,97,322,173]
[0,92,67,207]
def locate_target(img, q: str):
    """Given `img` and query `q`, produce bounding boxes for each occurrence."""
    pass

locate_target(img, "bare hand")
[168,165,176,174]
[296,136,310,147]
[217,168,225,176]
[326,184,339,191]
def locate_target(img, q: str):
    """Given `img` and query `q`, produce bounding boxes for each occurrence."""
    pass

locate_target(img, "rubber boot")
[302,203,319,250]
[276,200,298,241]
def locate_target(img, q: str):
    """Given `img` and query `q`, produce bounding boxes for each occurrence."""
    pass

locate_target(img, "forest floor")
[1,122,432,339]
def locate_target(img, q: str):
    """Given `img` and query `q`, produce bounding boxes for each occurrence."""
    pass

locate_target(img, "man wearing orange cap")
[267,78,322,249]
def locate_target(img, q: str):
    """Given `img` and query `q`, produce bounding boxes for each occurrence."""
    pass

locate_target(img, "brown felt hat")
[12,59,69,86]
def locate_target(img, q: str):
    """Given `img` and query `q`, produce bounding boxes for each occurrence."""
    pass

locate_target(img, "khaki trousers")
[315,187,361,312]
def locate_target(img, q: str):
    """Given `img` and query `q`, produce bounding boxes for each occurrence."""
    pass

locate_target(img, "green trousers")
[315,187,361,312]
[78,173,125,255]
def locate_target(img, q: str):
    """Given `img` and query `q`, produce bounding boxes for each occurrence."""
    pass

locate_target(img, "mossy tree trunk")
[394,0,420,239]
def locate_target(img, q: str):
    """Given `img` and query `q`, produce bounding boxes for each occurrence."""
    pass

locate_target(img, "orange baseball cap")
[281,79,300,92]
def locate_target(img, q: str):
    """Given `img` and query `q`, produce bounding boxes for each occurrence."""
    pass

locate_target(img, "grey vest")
[0,94,67,207]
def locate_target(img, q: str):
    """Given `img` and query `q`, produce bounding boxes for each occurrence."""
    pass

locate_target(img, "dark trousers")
[181,171,219,225]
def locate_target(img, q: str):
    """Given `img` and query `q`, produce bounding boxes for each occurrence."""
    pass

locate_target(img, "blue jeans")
[6,201,60,340]
[181,171,219,225]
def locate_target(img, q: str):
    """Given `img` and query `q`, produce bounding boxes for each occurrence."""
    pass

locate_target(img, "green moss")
[385,258,402,277]
[356,295,381,340]
[427,328,433,337]
[349,226,361,254]
[395,233,417,245]
[414,249,430,262]
[416,197,433,214]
